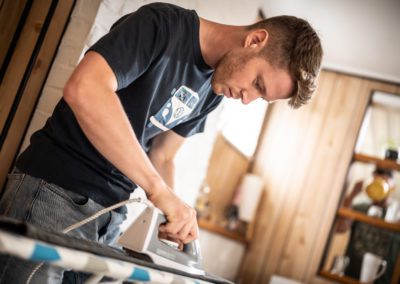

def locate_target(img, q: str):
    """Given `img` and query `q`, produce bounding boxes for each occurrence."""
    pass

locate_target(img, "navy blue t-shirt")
[17,3,223,207]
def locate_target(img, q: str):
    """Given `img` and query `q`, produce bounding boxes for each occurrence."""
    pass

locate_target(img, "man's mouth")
[218,87,234,99]
[221,89,231,98]
[228,88,233,98]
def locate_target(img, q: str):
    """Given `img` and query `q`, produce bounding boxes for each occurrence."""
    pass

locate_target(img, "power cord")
[26,197,152,284]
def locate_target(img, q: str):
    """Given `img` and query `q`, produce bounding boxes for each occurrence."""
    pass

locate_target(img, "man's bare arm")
[148,130,185,188]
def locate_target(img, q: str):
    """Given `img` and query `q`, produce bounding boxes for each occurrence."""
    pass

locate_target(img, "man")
[0,2,322,282]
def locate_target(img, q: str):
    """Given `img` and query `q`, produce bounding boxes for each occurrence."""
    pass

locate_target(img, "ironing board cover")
[0,217,233,284]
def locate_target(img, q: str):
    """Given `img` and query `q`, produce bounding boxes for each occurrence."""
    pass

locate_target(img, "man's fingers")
[160,220,184,236]
[182,230,196,244]
[159,219,199,243]
[182,222,199,244]
[156,198,198,244]
[176,219,194,241]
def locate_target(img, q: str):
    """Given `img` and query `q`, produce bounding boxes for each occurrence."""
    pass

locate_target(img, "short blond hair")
[248,16,323,108]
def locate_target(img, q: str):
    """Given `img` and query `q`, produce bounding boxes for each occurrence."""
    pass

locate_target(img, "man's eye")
[254,79,261,91]
[255,77,266,94]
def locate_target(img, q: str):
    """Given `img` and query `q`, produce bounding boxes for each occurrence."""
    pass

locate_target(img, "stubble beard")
[211,51,255,94]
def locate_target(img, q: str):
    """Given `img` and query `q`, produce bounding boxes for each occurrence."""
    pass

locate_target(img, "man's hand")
[147,131,196,244]
[149,186,198,244]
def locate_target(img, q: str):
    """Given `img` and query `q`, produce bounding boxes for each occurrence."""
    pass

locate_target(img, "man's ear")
[244,29,268,48]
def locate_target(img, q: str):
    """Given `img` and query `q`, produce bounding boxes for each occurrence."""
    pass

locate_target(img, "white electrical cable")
[62,197,151,234]
[26,197,152,284]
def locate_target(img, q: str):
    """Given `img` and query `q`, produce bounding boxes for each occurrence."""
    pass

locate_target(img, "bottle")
[225,183,242,231]
[195,180,211,220]
[225,203,239,231]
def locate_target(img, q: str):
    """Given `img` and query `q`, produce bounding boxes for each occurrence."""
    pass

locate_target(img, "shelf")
[319,270,360,284]
[353,153,400,171]
[337,207,400,232]
[197,218,248,245]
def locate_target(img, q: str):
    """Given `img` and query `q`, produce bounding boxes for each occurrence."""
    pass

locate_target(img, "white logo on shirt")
[148,86,199,131]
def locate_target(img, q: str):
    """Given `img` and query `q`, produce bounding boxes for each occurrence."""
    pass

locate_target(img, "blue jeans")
[0,169,127,284]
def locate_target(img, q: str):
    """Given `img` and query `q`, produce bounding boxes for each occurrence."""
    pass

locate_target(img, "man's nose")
[241,89,259,105]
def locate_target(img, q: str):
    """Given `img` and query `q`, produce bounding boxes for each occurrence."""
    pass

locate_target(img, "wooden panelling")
[283,74,367,281]
[237,70,400,284]
[0,0,75,192]
[238,71,337,284]
[206,133,251,223]
[0,0,28,70]
[0,0,51,134]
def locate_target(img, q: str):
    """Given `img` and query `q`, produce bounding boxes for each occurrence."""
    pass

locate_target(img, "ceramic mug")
[360,252,387,283]
[367,205,383,218]
[330,255,350,276]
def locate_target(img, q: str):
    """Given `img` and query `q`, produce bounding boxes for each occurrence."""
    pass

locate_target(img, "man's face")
[212,50,294,105]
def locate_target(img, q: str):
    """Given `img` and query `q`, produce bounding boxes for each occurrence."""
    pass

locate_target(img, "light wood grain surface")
[237,70,400,284]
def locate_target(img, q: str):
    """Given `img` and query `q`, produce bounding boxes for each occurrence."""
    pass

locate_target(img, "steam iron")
[118,206,205,276]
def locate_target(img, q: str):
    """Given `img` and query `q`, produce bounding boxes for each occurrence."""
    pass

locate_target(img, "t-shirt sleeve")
[172,116,207,138]
[86,6,166,90]
[172,96,222,137]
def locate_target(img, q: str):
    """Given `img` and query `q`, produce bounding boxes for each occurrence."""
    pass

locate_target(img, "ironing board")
[0,217,233,284]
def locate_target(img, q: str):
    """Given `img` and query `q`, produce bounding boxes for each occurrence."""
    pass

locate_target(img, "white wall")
[262,0,400,83]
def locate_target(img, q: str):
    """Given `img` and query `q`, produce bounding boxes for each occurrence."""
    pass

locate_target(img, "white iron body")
[117,206,205,275]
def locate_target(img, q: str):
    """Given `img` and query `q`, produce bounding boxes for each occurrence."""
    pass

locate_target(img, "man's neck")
[199,18,247,68]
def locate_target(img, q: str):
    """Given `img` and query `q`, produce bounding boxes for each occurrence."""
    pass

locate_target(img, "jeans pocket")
[4,172,26,192]
[7,172,25,180]
[0,173,27,214]
[42,181,89,206]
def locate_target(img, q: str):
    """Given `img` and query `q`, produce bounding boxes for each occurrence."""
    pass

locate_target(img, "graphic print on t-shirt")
[148,86,199,131]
